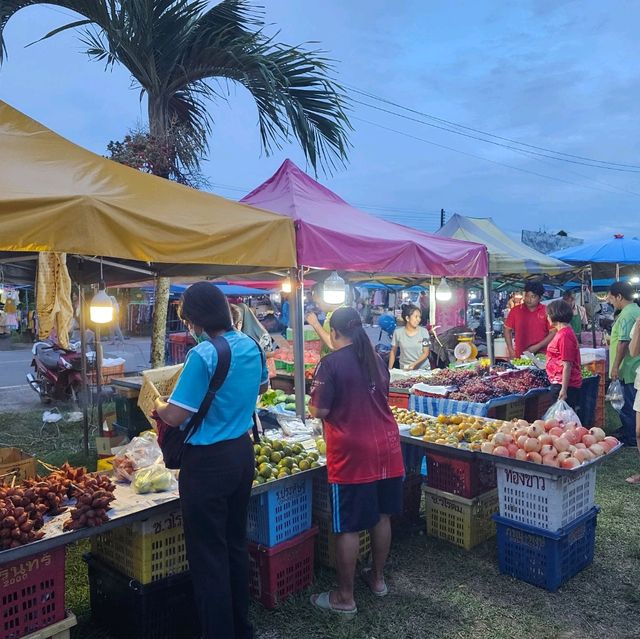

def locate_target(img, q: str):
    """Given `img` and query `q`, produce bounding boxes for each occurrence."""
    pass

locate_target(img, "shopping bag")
[605,380,624,412]
[543,399,582,426]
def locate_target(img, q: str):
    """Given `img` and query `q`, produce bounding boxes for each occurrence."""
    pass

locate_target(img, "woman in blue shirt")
[155,282,268,639]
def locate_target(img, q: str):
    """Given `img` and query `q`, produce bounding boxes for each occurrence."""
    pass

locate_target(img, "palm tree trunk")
[148,95,171,368]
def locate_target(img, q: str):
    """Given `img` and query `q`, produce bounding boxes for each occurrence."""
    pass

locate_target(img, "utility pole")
[440,208,445,228]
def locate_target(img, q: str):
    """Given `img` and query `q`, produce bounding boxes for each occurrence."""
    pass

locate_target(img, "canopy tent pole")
[483,275,494,364]
[77,263,90,457]
[590,266,597,348]
[290,267,306,418]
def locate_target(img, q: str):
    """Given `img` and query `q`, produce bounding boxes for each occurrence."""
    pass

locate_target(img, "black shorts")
[330,477,403,533]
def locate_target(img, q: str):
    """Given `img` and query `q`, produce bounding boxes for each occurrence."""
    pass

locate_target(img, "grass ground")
[1,407,638,639]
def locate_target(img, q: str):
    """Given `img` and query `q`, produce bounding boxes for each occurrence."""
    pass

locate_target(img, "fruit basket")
[246,477,313,547]
[85,554,199,639]
[425,450,496,499]
[91,509,188,584]
[0,547,66,639]
[248,526,318,609]
[494,507,599,591]
[495,462,596,532]
[137,365,183,426]
[424,486,498,550]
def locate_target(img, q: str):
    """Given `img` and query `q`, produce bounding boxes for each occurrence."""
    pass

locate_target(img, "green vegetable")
[284,402,296,411]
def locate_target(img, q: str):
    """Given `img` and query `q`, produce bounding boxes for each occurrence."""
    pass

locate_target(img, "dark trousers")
[549,384,581,415]
[620,382,638,445]
[179,434,255,639]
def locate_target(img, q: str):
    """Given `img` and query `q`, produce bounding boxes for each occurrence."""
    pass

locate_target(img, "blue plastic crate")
[494,507,599,592]
[247,478,312,547]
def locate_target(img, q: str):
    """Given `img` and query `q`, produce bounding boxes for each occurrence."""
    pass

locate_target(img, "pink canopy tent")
[241,160,488,277]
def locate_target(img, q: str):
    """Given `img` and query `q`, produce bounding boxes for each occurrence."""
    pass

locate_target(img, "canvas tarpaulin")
[0,101,296,273]
[241,160,488,277]
[36,252,73,348]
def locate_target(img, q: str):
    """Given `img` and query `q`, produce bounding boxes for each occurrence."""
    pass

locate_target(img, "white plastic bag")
[132,464,177,494]
[112,431,163,482]
[605,380,624,412]
[543,399,582,426]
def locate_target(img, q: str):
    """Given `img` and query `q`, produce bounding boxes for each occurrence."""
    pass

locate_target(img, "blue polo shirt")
[168,331,268,445]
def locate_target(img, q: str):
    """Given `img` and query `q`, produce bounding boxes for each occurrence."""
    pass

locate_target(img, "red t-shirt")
[310,345,405,485]
[545,327,582,388]
[504,303,552,357]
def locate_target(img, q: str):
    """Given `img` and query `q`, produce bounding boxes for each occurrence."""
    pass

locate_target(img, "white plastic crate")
[495,462,596,532]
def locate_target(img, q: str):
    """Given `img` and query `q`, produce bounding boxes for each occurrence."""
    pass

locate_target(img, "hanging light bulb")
[323,271,346,305]
[435,277,452,302]
[90,258,113,324]
[631,276,640,285]
[281,277,292,294]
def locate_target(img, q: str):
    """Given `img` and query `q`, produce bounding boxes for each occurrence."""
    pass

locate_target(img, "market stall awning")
[436,214,570,276]
[241,160,488,277]
[0,101,296,274]
[550,234,640,264]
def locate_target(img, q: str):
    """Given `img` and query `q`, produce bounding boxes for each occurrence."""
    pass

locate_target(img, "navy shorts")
[330,477,403,533]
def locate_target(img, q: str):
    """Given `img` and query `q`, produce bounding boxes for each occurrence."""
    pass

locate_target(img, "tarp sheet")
[437,214,570,276]
[0,101,296,272]
[241,160,488,277]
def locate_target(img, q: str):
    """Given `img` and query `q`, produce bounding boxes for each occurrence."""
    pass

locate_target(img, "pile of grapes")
[0,463,116,549]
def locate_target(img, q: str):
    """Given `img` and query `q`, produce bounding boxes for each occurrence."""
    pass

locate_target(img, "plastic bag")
[605,380,624,411]
[132,463,177,494]
[112,431,163,482]
[543,399,582,426]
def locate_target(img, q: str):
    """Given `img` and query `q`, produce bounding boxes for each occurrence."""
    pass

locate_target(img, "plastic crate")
[88,363,125,385]
[246,477,312,547]
[85,554,200,639]
[311,468,331,518]
[91,509,188,584]
[424,486,499,550]
[425,450,496,499]
[314,515,371,569]
[19,612,77,639]
[495,462,597,532]
[138,365,183,426]
[579,375,600,427]
[248,526,317,609]
[114,394,149,439]
[388,391,410,409]
[494,507,599,591]
[524,391,554,422]
[392,473,424,528]
[0,547,66,639]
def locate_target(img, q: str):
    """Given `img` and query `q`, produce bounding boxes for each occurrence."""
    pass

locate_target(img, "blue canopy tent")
[141,282,270,297]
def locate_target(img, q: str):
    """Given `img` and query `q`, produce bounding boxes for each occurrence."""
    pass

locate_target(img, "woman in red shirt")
[545,300,582,411]
[309,307,405,617]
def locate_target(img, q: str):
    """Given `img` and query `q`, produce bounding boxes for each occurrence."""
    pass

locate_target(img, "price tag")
[301,439,317,450]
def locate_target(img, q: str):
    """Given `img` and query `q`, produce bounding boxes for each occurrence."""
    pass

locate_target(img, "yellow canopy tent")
[0,100,296,273]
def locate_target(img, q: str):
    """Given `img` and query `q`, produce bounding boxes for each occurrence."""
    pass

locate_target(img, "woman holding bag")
[155,282,268,639]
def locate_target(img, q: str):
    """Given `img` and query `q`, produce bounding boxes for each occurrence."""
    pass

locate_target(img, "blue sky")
[1,0,639,241]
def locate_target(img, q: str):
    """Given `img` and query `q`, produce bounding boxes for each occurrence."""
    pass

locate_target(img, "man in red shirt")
[504,281,556,359]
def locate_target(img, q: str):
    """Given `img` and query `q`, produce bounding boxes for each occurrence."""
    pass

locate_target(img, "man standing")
[562,291,587,339]
[504,281,555,359]
[607,282,640,446]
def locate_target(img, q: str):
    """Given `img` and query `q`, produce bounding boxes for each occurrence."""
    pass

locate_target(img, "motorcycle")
[26,340,85,404]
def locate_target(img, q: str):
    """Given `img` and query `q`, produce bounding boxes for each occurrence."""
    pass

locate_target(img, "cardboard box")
[0,447,37,485]
[96,435,129,458]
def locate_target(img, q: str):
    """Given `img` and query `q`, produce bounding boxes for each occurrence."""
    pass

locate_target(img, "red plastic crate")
[425,450,497,499]
[388,391,410,409]
[1,547,66,639]
[524,391,554,422]
[248,526,317,609]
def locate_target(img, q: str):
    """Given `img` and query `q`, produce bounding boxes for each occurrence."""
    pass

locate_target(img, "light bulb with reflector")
[281,277,292,294]
[323,271,346,305]
[435,277,452,302]
[90,286,113,324]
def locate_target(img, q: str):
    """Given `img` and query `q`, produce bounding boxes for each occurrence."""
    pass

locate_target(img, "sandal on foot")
[361,568,389,597]
[310,592,357,617]
[625,474,640,484]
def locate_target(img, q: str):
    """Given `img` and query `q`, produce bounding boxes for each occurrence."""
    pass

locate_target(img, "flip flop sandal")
[310,591,357,617]
[361,568,389,597]
[625,474,640,484]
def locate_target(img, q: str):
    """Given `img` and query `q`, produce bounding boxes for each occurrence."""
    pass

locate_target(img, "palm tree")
[0,0,351,366]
